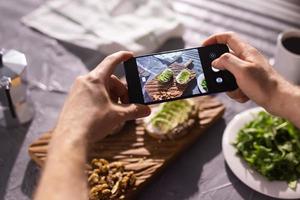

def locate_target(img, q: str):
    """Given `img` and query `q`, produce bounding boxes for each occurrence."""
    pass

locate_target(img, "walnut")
[88,172,99,186]
[87,158,136,200]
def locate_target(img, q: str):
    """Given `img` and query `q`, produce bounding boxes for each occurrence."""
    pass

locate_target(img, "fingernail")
[143,107,151,116]
[143,106,151,115]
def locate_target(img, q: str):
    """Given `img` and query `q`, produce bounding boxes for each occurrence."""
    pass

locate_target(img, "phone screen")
[124,44,237,105]
[136,48,206,103]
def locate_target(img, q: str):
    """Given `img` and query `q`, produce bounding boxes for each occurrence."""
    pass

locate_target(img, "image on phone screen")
[136,48,207,104]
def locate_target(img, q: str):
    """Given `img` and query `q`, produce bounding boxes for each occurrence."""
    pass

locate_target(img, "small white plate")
[197,73,208,93]
[222,107,300,199]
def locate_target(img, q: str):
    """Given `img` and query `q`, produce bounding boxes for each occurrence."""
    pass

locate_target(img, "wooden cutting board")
[28,96,225,199]
[144,59,196,101]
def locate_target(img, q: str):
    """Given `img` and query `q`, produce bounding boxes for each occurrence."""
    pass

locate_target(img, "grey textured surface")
[0,0,300,200]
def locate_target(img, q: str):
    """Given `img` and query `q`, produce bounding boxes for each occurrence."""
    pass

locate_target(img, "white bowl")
[222,107,300,199]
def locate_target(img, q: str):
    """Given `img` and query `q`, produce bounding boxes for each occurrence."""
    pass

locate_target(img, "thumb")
[117,104,151,121]
[212,53,249,76]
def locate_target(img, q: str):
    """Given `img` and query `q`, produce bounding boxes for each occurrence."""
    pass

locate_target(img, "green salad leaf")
[234,111,300,189]
[201,79,208,91]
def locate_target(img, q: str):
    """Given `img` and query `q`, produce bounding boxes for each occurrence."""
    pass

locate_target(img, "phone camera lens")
[216,77,223,83]
[209,52,217,59]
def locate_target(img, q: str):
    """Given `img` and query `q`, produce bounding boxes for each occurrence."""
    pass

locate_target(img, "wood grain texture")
[144,59,196,101]
[28,96,225,199]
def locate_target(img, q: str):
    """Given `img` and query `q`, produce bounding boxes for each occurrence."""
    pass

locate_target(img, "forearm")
[34,126,89,200]
[33,51,148,200]
[269,79,300,128]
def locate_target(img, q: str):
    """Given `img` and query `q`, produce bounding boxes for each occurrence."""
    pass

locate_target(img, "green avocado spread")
[150,100,193,134]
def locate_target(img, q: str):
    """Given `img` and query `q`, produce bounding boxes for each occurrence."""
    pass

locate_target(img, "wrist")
[266,77,300,126]
[281,85,300,127]
[50,124,89,152]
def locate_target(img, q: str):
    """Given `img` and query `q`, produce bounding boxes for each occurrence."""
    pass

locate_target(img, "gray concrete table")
[1,0,300,200]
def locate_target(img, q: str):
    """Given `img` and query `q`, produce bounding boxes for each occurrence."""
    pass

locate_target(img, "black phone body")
[124,44,238,105]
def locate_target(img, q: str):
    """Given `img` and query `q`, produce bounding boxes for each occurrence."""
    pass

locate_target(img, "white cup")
[274,29,300,85]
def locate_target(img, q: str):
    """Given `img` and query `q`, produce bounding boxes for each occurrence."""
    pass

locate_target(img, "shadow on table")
[59,37,185,77]
[225,162,286,200]
[21,160,40,198]
[137,118,226,200]
[0,123,31,200]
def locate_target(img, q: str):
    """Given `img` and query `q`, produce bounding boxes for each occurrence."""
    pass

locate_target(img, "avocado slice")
[150,100,194,134]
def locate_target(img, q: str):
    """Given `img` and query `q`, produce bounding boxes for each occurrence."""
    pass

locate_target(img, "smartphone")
[124,44,238,105]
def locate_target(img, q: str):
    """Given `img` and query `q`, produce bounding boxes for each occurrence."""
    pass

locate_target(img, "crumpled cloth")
[22,0,184,55]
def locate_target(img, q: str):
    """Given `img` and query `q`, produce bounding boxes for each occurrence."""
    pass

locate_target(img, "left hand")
[55,51,151,142]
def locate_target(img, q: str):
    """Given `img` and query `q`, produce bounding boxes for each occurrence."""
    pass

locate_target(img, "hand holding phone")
[124,44,237,104]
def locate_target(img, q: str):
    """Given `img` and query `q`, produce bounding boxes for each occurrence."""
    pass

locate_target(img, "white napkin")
[22,0,184,55]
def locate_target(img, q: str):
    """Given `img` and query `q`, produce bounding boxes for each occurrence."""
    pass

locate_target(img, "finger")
[120,77,128,87]
[212,53,249,75]
[202,32,252,57]
[234,97,249,103]
[109,75,129,103]
[117,104,151,120]
[226,89,249,103]
[92,51,133,77]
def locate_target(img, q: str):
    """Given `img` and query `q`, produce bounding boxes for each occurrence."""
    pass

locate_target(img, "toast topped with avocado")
[144,99,198,139]
[156,68,174,84]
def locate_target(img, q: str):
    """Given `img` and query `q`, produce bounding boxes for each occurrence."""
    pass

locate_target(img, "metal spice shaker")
[0,49,34,127]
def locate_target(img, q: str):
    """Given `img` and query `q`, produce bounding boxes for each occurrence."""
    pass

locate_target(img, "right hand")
[202,32,291,115]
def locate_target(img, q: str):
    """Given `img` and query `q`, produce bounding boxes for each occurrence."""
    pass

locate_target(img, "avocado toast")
[156,68,174,84]
[144,99,198,139]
